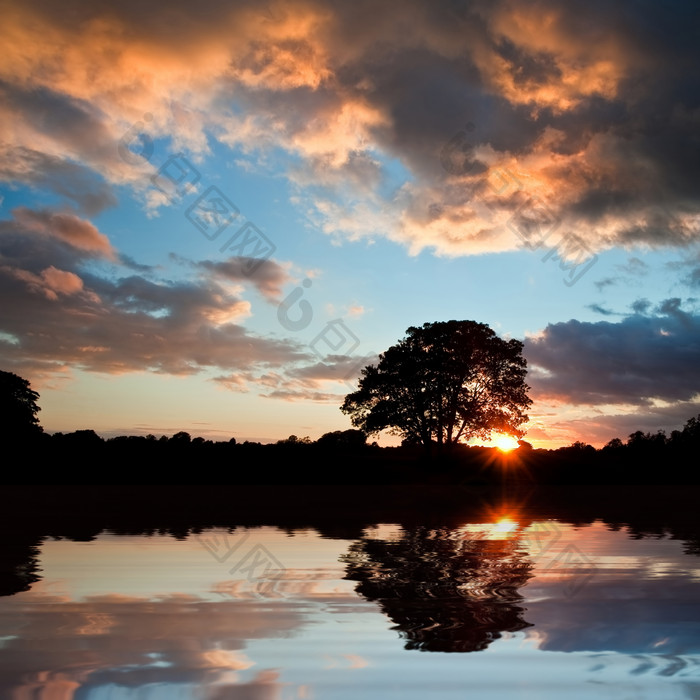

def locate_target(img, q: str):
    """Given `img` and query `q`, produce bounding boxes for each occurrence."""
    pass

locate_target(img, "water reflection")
[343,525,534,652]
[1,486,700,698]
[0,560,313,698]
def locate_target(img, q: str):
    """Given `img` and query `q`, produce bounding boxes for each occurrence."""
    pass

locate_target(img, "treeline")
[23,428,403,484]
[528,413,700,484]
[13,414,700,485]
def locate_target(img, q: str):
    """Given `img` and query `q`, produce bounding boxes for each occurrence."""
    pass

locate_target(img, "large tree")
[341,320,531,452]
[0,370,43,441]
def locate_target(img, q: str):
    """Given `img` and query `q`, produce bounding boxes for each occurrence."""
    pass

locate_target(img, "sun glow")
[491,434,520,452]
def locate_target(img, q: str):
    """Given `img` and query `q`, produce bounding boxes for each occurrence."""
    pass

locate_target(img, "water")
[1,486,699,699]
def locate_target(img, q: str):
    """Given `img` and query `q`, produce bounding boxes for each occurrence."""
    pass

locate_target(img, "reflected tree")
[343,525,534,652]
[0,537,42,596]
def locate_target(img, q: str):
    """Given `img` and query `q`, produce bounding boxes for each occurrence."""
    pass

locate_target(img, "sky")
[1,0,699,447]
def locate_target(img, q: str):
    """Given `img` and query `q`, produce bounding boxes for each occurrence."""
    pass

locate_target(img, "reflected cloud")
[208,670,285,700]
[0,591,305,697]
[525,572,700,661]
[3,500,700,700]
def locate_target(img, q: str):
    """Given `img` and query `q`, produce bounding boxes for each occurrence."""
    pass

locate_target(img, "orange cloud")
[3,265,85,301]
[13,208,115,257]
[41,266,84,295]
[0,0,697,262]
[475,1,639,112]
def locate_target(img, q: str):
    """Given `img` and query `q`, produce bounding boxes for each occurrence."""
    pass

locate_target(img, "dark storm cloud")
[526,300,700,405]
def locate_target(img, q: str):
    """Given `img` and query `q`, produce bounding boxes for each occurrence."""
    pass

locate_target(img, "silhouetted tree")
[681,415,700,443]
[0,370,42,442]
[316,429,367,450]
[603,437,624,451]
[341,321,532,454]
[63,429,103,446]
[568,441,595,452]
[276,434,311,445]
[667,416,700,455]
[627,430,667,450]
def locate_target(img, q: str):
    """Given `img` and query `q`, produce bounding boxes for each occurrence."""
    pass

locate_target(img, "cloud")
[213,372,253,392]
[0,78,150,194]
[593,256,650,292]
[0,146,117,215]
[197,258,291,301]
[586,303,616,317]
[0,207,372,397]
[262,388,341,403]
[2,0,699,259]
[542,401,700,446]
[631,298,652,315]
[346,305,365,318]
[2,265,85,301]
[525,300,700,406]
[4,0,700,444]
[254,368,345,403]
[0,208,308,379]
[215,352,380,403]
[12,207,116,258]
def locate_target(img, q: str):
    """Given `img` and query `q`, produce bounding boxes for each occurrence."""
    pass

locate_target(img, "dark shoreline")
[3,482,699,528]
[1,483,699,597]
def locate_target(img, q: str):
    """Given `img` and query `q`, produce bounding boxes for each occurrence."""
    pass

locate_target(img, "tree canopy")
[341,320,532,452]
[0,370,43,441]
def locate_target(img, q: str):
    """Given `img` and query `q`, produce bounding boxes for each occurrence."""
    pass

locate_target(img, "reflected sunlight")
[493,517,519,534]
[460,517,521,540]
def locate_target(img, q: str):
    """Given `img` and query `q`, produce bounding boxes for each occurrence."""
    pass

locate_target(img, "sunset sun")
[491,434,520,452]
